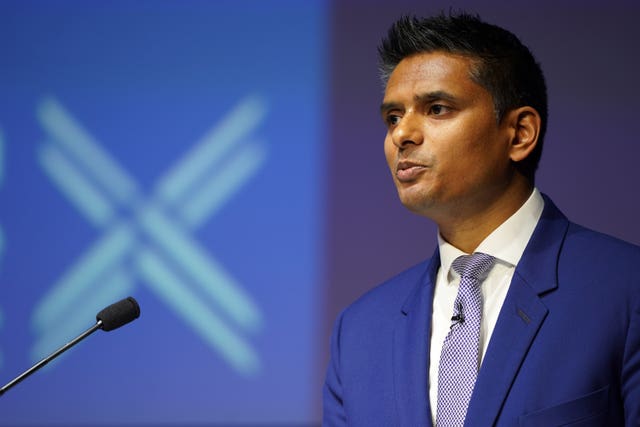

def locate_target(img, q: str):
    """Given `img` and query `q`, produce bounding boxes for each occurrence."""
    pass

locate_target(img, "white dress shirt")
[428,188,545,423]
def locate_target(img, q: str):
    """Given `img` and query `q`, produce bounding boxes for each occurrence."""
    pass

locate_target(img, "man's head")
[379,13,547,183]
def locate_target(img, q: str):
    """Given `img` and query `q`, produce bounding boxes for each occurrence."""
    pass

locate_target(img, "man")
[323,12,640,427]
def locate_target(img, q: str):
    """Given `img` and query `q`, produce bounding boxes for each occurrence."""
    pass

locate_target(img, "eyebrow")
[416,90,457,104]
[379,101,402,116]
[380,90,458,115]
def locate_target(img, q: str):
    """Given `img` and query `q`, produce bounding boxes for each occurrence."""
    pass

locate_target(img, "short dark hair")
[378,13,548,182]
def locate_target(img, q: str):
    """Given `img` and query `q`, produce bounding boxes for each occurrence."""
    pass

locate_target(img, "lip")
[396,160,428,182]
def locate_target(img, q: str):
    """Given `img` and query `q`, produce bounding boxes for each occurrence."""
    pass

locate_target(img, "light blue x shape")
[32,96,268,375]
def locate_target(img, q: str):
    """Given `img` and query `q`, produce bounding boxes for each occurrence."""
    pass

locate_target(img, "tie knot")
[451,252,496,280]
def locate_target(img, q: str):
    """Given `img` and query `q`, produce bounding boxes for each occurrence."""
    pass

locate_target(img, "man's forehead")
[386,52,477,87]
[383,52,480,101]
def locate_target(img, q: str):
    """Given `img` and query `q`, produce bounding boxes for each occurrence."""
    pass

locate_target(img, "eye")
[429,104,450,115]
[385,114,402,127]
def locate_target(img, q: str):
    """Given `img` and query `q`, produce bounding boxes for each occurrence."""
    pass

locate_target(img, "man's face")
[382,51,516,223]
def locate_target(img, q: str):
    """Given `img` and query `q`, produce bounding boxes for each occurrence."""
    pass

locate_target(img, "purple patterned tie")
[436,252,496,427]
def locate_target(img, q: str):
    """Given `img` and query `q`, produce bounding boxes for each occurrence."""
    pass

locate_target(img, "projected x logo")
[32,97,267,375]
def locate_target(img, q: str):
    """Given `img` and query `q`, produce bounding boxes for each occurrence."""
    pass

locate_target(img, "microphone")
[0,296,140,397]
[450,301,464,329]
[96,296,140,331]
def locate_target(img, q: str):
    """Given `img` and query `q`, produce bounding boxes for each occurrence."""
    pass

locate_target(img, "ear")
[506,107,541,163]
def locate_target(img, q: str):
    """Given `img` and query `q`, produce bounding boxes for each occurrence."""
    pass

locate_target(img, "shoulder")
[538,195,640,270]
[553,221,640,311]
[328,257,435,375]
[338,257,435,327]
[562,222,640,267]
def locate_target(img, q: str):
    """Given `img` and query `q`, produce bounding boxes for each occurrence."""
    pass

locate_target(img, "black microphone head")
[96,297,140,331]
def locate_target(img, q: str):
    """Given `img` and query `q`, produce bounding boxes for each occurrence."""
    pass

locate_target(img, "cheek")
[441,122,501,162]
[384,136,396,167]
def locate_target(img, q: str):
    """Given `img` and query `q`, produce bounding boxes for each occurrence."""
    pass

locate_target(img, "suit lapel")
[465,272,549,426]
[393,252,440,427]
[465,196,569,426]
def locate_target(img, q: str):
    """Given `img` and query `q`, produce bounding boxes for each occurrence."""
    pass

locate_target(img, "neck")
[436,178,533,254]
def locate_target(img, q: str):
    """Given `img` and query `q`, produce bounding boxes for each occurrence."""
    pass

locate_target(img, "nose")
[391,112,423,148]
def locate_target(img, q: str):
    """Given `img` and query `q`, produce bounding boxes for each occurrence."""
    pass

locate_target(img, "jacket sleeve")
[322,311,347,427]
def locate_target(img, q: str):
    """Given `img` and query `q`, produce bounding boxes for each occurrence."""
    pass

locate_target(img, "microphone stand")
[0,320,103,396]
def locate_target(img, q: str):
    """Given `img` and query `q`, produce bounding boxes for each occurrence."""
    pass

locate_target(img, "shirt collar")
[438,188,545,276]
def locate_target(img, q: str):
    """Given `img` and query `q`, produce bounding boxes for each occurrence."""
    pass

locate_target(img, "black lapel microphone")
[0,296,140,396]
[450,301,465,329]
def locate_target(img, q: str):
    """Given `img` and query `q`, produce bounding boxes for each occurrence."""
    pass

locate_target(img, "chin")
[397,190,435,216]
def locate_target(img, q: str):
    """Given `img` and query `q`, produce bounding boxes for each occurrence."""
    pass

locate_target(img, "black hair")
[378,13,548,182]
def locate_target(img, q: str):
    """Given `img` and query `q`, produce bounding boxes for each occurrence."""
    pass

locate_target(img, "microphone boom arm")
[0,296,139,397]
[0,321,103,396]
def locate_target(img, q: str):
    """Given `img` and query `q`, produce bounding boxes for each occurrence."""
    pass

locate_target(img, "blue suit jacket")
[323,197,640,426]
